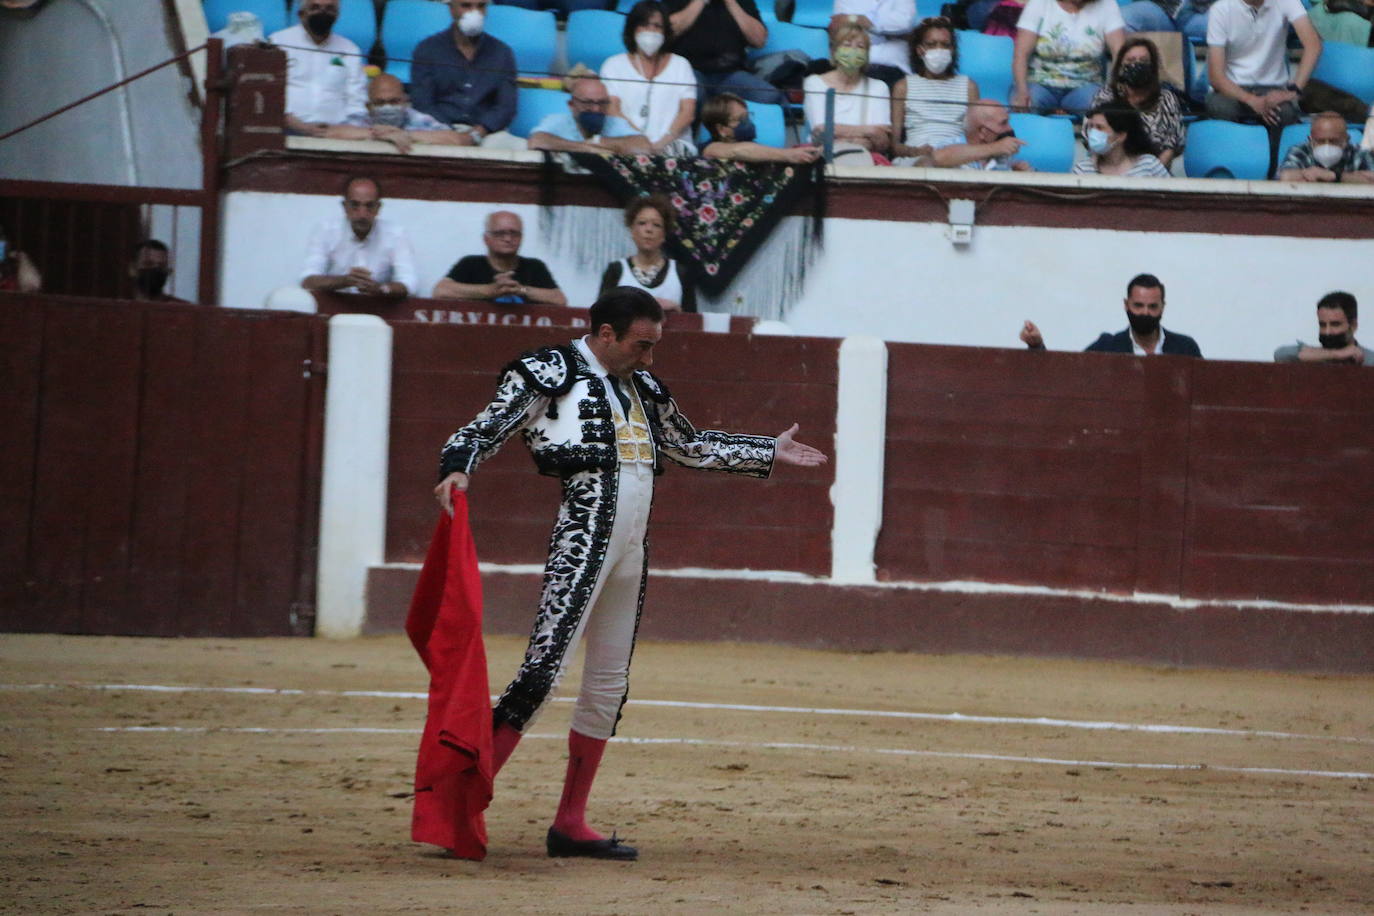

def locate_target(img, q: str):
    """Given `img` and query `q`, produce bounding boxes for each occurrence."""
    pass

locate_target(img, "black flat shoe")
[545,827,638,861]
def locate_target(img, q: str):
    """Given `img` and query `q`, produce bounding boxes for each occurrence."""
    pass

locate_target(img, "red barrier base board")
[365,565,1374,675]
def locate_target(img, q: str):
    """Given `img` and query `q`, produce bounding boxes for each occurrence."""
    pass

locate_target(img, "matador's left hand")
[775,423,827,468]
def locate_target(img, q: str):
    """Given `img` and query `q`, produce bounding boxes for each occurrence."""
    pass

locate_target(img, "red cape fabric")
[406,492,493,860]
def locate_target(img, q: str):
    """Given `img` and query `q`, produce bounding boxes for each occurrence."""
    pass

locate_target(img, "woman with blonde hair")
[802,22,893,158]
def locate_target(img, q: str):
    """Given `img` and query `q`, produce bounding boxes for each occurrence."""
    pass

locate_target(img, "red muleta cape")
[405,491,493,860]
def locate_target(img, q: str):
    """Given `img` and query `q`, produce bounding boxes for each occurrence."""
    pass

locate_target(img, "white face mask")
[1311,142,1344,169]
[921,48,952,75]
[457,9,485,37]
[635,29,665,56]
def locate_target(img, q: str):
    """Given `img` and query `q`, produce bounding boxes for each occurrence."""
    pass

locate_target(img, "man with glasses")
[528,76,651,155]
[433,211,568,306]
[301,176,417,298]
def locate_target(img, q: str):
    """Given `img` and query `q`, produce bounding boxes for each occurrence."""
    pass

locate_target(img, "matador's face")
[595,318,662,379]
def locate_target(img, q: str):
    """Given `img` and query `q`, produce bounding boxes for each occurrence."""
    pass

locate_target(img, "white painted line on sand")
[83,726,1374,781]
[6,681,1370,746]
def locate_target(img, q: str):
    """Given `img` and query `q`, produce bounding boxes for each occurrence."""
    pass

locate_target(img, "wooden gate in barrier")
[0,294,326,636]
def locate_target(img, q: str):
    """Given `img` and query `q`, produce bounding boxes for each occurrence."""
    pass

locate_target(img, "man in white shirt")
[269,0,368,136]
[301,177,418,298]
[1205,0,1321,126]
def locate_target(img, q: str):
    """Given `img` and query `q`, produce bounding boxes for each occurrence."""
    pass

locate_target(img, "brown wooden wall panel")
[0,300,44,615]
[386,323,838,575]
[0,296,325,636]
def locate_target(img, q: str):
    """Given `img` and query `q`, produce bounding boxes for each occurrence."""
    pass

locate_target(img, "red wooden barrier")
[0,294,326,636]
[879,343,1374,605]
[386,323,839,575]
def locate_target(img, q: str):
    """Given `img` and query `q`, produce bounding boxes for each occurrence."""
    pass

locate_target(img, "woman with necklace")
[598,195,697,313]
[1072,105,1170,177]
[600,1,698,155]
[1090,38,1184,170]
[802,23,893,159]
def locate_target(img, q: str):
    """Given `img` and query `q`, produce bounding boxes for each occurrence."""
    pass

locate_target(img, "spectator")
[324,74,466,153]
[1091,38,1184,169]
[528,76,652,154]
[1012,0,1125,115]
[929,100,1032,170]
[830,0,917,76]
[1274,291,1373,366]
[803,22,893,157]
[700,92,823,161]
[599,195,697,313]
[666,0,783,105]
[129,240,186,302]
[1205,0,1319,127]
[1119,0,1179,32]
[0,224,42,293]
[1072,105,1171,176]
[600,1,698,155]
[1277,110,1374,183]
[269,0,367,136]
[433,211,567,306]
[410,0,522,148]
[890,17,979,165]
[301,176,418,298]
[1020,273,1202,356]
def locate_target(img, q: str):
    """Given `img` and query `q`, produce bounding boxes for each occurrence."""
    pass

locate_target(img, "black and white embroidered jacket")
[440,341,777,481]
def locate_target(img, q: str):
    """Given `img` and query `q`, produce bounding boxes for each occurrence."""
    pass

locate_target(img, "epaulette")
[503,344,577,397]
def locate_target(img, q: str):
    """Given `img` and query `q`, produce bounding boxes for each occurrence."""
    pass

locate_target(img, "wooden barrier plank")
[1183,552,1374,604]
[127,308,199,636]
[883,440,1140,498]
[1190,454,1374,506]
[651,524,831,574]
[888,344,1149,399]
[1191,360,1374,413]
[1188,406,1374,459]
[176,311,252,636]
[881,488,1139,549]
[0,300,43,621]
[1186,503,1374,559]
[1133,359,1191,595]
[876,536,1137,590]
[233,316,316,635]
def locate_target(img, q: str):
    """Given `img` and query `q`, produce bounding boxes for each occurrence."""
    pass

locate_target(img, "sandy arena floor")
[1,633,1372,914]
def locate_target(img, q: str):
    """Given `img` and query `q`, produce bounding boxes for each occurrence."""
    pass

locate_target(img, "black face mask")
[1118,60,1152,88]
[1318,332,1349,349]
[305,11,337,36]
[1127,311,1160,336]
[136,267,170,298]
[992,129,1016,142]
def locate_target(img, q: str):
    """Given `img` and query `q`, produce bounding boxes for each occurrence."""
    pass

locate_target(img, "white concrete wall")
[221,189,1373,363]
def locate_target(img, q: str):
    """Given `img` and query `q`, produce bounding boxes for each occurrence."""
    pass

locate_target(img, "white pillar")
[315,315,393,638]
[829,336,888,584]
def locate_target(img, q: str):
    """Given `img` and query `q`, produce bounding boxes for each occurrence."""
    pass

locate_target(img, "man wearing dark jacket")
[1019,273,1203,357]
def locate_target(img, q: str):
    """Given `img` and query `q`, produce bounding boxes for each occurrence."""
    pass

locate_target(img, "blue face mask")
[731,115,756,143]
[1085,127,1113,155]
[576,110,606,136]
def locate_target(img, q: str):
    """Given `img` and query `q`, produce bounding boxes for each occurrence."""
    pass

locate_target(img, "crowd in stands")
[225,0,1374,180]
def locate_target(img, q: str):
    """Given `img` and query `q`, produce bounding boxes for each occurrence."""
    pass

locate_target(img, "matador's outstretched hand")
[775,424,827,468]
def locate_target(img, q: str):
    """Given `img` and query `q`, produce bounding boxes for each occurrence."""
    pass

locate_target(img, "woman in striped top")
[1072,105,1170,177]
[889,18,980,165]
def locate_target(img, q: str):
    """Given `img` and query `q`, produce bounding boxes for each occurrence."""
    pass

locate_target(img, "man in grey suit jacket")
[1019,273,1203,357]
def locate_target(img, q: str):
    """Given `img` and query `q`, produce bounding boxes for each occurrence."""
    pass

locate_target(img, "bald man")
[528,77,650,156]
[1277,111,1374,184]
[930,101,1032,172]
[325,74,465,154]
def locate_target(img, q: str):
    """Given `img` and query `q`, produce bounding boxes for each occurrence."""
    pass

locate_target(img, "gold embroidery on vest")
[615,383,655,463]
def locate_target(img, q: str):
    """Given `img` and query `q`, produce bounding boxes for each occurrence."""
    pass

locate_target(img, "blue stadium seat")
[204,0,289,34]
[333,0,378,53]
[1182,120,1270,179]
[915,0,945,21]
[1007,112,1076,172]
[511,86,571,138]
[381,0,452,84]
[749,21,830,62]
[1312,42,1374,105]
[1277,121,1366,169]
[486,5,558,77]
[957,30,1014,104]
[566,9,628,72]
[790,0,833,28]
[696,100,787,147]
[757,0,781,25]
